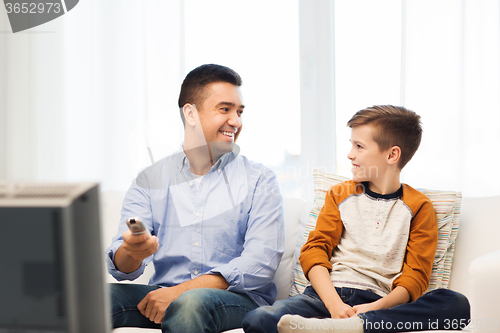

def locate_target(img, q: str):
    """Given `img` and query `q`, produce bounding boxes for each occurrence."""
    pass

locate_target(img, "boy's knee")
[428,289,471,319]
[445,290,470,318]
[242,305,282,332]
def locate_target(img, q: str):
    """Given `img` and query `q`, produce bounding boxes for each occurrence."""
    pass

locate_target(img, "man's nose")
[228,111,242,128]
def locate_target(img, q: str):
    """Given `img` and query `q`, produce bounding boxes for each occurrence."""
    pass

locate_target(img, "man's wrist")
[114,246,143,273]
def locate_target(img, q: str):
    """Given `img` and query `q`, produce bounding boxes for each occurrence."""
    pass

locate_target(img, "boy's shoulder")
[327,180,363,202]
[401,183,435,215]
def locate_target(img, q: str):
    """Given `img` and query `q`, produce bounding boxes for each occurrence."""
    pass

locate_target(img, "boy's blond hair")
[347,105,422,169]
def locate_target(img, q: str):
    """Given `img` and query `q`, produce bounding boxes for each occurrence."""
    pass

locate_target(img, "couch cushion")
[273,197,305,300]
[290,169,462,296]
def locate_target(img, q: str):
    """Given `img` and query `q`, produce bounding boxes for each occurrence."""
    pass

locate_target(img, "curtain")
[0,0,184,191]
[334,0,500,197]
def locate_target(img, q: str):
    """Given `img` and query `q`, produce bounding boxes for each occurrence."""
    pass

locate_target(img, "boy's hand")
[352,301,381,315]
[327,302,356,318]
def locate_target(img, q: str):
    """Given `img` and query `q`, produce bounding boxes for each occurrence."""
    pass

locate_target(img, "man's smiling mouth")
[219,130,235,137]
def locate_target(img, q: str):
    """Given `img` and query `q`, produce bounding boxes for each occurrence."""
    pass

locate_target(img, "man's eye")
[221,108,229,112]
[237,110,243,116]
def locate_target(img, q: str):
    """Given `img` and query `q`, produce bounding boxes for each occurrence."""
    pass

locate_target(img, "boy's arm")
[392,198,438,301]
[299,187,344,278]
[309,265,355,318]
[299,186,347,317]
[352,286,410,314]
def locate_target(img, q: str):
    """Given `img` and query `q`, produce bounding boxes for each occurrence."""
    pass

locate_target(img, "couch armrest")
[469,249,500,332]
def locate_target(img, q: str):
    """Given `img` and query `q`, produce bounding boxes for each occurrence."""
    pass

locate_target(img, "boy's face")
[348,124,391,183]
[196,81,244,151]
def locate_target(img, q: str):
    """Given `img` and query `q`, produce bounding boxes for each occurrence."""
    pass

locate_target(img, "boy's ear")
[182,104,197,127]
[387,146,401,166]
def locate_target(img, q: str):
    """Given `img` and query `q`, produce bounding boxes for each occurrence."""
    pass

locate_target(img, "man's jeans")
[110,283,258,333]
[242,286,470,333]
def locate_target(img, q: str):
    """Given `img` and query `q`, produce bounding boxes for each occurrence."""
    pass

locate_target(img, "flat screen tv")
[0,182,111,333]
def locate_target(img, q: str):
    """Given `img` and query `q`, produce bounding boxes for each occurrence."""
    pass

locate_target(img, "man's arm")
[106,177,155,281]
[209,169,284,304]
[138,273,229,324]
[113,230,159,273]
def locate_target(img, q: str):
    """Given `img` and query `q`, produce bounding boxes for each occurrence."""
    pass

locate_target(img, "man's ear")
[387,146,401,166]
[182,104,197,127]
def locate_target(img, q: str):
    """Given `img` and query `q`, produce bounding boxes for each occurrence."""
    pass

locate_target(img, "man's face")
[347,124,390,183]
[195,82,244,151]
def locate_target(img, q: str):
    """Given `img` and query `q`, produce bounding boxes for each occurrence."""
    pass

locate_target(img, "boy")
[242,105,470,333]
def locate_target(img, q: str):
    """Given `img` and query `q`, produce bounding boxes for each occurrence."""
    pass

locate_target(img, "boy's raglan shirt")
[299,180,438,301]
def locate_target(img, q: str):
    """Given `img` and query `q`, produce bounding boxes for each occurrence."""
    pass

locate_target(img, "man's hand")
[114,230,159,273]
[136,274,229,324]
[137,285,184,324]
[327,301,356,318]
[121,230,159,262]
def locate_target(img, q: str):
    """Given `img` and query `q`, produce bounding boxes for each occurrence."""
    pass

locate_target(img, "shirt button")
[189,181,193,186]
[217,169,221,173]
[184,160,188,165]
[194,241,199,247]
[195,212,200,217]
[194,270,199,275]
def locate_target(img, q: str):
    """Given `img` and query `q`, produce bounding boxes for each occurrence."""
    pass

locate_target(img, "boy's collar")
[362,182,403,200]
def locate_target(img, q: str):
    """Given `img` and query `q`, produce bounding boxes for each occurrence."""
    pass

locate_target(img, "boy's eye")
[357,144,363,149]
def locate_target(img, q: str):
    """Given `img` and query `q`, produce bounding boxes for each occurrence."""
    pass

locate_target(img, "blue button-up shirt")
[106,149,284,306]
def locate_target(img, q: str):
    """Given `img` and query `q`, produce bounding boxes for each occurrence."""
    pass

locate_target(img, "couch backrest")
[448,195,500,298]
[100,191,307,295]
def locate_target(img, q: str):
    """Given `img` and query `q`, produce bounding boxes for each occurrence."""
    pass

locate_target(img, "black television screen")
[0,182,111,333]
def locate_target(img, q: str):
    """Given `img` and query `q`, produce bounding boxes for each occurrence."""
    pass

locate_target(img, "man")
[107,64,284,333]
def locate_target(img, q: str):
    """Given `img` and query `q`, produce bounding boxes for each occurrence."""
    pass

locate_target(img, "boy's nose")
[347,150,355,160]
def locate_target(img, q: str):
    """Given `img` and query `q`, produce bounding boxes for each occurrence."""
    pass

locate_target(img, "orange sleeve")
[299,183,352,280]
[392,189,438,301]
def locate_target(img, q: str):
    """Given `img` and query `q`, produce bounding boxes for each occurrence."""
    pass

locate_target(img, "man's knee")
[169,288,215,313]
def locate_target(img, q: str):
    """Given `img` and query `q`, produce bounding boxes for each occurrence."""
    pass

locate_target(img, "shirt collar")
[176,144,238,174]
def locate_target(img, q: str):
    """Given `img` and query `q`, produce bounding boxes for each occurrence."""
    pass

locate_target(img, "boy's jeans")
[242,286,470,333]
[110,283,258,333]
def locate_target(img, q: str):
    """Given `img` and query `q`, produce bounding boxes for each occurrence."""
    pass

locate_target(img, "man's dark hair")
[178,64,242,125]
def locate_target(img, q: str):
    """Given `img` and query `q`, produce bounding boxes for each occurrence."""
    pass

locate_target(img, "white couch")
[102,192,500,333]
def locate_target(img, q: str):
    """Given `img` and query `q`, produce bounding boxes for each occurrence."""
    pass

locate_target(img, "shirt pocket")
[211,212,249,258]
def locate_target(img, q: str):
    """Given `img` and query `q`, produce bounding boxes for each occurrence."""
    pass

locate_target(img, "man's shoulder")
[133,152,182,190]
